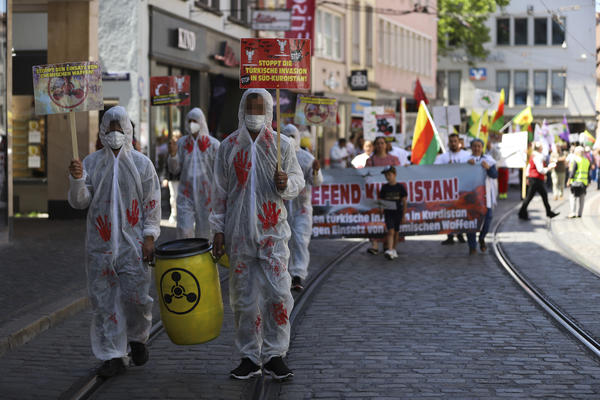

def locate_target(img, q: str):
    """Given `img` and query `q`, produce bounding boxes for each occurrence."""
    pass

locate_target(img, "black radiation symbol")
[160,268,201,315]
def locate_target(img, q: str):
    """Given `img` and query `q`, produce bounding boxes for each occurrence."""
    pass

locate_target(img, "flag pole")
[422,101,446,153]
[276,88,281,171]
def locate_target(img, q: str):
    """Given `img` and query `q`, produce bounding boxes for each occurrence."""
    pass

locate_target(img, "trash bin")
[154,238,224,345]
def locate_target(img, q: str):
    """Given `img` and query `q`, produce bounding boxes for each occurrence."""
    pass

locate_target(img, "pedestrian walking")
[282,124,323,291]
[567,146,591,218]
[67,106,161,378]
[168,108,220,239]
[434,133,470,244]
[550,144,568,200]
[379,166,407,260]
[518,142,560,220]
[210,89,304,380]
[466,139,498,255]
[329,138,350,168]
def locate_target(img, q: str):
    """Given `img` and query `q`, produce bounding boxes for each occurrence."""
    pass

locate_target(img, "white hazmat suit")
[209,89,304,365]
[282,124,322,281]
[68,106,161,361]
[168,108,220,239]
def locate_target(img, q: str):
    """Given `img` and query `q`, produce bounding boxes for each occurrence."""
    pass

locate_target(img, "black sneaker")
[547,211,560,218]
[518,211,529,220]
[456,234,466,243]
[441,237,454,245]
[479,238,487,252]
[263,356,293,380]
[291,276,303,291]
[129,341,149,366]
[230,358,262,380]
[97,358,126,378]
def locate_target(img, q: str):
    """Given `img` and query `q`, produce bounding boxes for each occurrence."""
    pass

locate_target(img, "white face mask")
[189,121,201,134]
[245,114,265,132]
[105,130,126,150]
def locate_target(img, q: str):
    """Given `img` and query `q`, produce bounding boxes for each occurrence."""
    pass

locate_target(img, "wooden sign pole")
[276,88,281,171]
[69,111,78,160]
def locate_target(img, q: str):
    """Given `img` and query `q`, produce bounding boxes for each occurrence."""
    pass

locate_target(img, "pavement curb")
[0,296,90,357]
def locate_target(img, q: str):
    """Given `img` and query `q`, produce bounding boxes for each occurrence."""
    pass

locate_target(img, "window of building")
[514,71,528,105]
[448,71,461,105]
[534,18,547,45]
[552,17,565,45]
[385,22,391,65]
[317,10,343,61]
[352,1,360,64]
[229,0,248,23]
[551,71,566,106]
[436,70,446,101]
[366,6,373,67]
[497,18,509,45]
[534,71,547,106]
[378,19,383,62]
[514,18,528,45]
[496,71,510,104]
[196,0,220,9]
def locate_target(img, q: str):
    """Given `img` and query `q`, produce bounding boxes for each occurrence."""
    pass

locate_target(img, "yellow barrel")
[154,238,223,345]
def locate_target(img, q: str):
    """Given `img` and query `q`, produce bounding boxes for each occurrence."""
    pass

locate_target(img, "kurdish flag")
[479,110,490,149]
[490,89,505,131]
[513,106,533,126]
[411,101,441,165]
[467,111,480,137]
[581,130,595,146]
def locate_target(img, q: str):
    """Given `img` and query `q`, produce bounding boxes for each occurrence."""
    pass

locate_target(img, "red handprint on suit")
[255,314,262,333]
[95,215,111,242]
[126,199,139,227]
[272,302,288,326]
[184,137,194,154]
[233,150,251,187]
[258,201,280,230]
[198,136,211,152]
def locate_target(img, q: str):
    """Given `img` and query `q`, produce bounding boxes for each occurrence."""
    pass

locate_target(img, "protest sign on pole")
[33,61,103,160]
[498,131,528,168]
[294,95,337,127]
[240,38,311,169]
[363,106,384,141]
[149,76,191,106]
[312,164,487,238]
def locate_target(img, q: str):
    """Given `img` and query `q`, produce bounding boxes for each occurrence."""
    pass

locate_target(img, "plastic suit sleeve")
[278,144,305,201]
[311,168,323,187]
[209,147,227,234]
[68,170,93,210]
[140,161,162,241]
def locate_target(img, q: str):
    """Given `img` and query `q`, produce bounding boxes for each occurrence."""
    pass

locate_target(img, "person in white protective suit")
[281,124,323,291]
[168,108,220,239]
[210,89,304,381]
[68,106,161,378]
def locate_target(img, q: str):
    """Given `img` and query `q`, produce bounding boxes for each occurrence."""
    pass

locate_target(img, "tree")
[437,0,510,63]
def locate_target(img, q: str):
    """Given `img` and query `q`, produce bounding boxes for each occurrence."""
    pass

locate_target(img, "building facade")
[437,1,596,134]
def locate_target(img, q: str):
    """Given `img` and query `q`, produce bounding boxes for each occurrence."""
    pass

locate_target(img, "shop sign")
[212,42,240,68]
[149,76,191,106]
[240,38,311,90]
[469,67,487,81]
[251,10,292,31]
[294,95,337,127]
[177,27,196,51]
[349,70,368,91]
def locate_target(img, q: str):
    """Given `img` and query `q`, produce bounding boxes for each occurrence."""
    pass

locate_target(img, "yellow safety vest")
[574,157,590,185]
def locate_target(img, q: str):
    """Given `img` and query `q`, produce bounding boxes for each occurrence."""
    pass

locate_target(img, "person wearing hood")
[168,108,220,239]
[282,124,323,291]
[210,89,304,380]
[68,106,161,378]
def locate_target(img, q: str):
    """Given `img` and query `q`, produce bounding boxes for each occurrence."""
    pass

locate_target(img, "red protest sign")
[150,76,190,106]
[240,38,311,90]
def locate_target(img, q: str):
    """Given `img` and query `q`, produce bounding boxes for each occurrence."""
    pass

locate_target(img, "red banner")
[285,0,315,53]
[240,38,311,90]
[149,76,190,106]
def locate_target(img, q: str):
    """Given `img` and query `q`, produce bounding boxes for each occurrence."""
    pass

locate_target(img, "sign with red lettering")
[285,0,315,52]
[240,38,311,90]
[149,76,190,106]
[312,164,487,238]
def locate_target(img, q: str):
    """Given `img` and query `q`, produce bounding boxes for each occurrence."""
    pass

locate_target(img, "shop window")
[316,10,343,61]
[448,71,461,106]
[514,18,528,45]
[514,71,528,105]
[551,71,566,106]
[552,17,565,45]
[534,18,547,45]
[496,18,509,45]
[496,71,510,104]
[533,71,547,106]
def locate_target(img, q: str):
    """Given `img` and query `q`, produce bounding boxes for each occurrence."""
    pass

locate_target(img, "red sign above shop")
[285,0,315,52]
[240,38,311,90]
[149,76,190,106]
